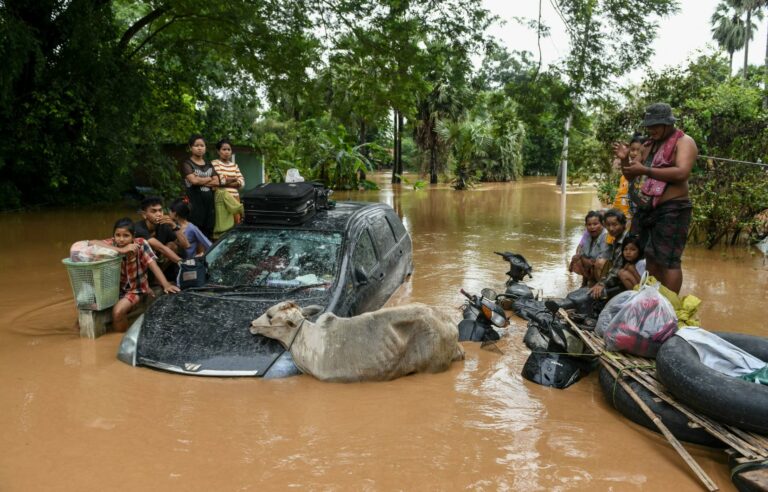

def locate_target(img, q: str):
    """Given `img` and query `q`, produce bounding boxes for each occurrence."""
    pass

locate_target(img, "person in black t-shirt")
[181,134,230,239]
[133,197,189,276]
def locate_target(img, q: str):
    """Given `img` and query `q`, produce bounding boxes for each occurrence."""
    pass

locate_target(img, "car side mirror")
[354,267,369,285]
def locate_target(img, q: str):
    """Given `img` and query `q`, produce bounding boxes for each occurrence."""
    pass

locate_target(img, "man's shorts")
[635,199,693,269]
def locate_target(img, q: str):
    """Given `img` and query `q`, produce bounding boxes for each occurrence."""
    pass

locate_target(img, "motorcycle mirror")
[481,288,497,300]
[354,267,369,285]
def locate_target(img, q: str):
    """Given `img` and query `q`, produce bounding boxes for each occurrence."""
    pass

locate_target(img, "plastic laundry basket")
[62,257,122,310]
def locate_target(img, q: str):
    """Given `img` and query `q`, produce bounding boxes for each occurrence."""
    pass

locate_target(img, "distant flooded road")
[1,176,766,490]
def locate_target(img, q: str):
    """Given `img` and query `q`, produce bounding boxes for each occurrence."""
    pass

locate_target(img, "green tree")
[437,118,491,190]
[728,0,765,79]
[474,45,573,176]
[0,0,320,208]
[553,0,680,184]
[711,1,749,73]
[413,41,475,184]
[311,0,493,184]
[472,91,526,181]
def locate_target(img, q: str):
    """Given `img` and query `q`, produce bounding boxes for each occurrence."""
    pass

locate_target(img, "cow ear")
[301,305,324,318]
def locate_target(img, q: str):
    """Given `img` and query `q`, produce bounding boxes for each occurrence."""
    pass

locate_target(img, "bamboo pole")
[728,426,768,454]
[600,362,719,491]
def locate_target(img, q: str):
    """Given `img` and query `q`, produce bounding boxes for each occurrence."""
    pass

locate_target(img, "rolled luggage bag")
[242,182,318,225]
[656,332,768,435]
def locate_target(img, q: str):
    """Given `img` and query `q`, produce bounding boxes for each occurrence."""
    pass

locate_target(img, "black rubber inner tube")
[597,366,724,448]
[656,331,768,435]
[728,452,768,492]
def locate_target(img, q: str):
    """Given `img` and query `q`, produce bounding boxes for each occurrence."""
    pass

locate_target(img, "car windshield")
[205,229,343,291]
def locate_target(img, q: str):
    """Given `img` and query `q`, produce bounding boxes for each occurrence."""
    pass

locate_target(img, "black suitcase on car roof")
[242,182,317,225]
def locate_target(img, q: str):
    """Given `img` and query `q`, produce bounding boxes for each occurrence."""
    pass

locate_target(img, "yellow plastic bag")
[635,276,701,327]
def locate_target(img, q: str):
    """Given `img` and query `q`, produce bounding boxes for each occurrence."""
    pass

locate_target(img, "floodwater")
[1,176,766,491]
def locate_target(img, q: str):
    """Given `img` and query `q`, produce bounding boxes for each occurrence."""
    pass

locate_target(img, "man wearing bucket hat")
[613,103,697,294]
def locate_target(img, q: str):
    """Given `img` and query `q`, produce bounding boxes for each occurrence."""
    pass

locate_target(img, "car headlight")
[116,314,143,366]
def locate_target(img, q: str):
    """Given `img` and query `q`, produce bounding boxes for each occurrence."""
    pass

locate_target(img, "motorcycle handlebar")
[459,288,473,300]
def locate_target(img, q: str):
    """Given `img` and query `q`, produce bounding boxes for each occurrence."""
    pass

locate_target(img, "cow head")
[250,301,324,345]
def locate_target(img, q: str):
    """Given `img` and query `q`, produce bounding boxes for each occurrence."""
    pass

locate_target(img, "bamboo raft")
[559,309,768,492]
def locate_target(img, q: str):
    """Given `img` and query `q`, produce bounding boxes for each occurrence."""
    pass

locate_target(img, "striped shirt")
[212,159,244,200]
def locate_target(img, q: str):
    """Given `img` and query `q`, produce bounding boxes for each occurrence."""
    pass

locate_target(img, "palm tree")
[711,2,747,74]
[414,81,465,184]
[436,118,490,190]
[750,0,768,106]
[729,0,764,79]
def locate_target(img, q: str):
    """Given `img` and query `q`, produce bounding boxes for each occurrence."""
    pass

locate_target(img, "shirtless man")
[613,103,697,294]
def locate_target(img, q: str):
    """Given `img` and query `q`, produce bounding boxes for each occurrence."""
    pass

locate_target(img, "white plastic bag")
[604,282,678,357]
[595,290,635,338]
[285,168,305,183]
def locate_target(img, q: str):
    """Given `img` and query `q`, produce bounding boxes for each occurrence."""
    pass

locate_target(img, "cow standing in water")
[250,302,465,382]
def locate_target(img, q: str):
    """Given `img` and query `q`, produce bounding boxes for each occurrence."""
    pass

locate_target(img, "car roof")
[236,201,390,233]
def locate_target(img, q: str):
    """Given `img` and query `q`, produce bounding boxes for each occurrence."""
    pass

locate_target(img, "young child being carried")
[93,218,180,331]
[612,134,646,228]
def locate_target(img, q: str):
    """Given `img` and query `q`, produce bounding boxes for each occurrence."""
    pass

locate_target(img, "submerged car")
[117,201,413,377]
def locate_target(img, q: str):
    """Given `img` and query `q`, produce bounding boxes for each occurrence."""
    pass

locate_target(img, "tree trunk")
[729,50,733,75]
[429,140,438,184]
[556,113,573,189]
[391,110,401,184]
[743,9,751,79]
[535,0,543,78]
[764,18,768,108]
[428,116,438,184]
[730,227,742,245]
[358,119,367,183]
[359,119,367,155]
[396,111,404,179]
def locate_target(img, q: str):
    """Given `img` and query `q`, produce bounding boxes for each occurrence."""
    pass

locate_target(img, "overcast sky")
[483,0,768,85]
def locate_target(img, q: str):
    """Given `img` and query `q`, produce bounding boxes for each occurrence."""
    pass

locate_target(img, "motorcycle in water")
[490,251,597,388]
[495,251,535,304]
[456,250,598,388]
[458,288,507,342]
[493,250,609,321]
[520,314,596,389]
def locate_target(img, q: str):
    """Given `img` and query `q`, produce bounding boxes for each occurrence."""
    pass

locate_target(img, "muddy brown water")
[1,176,766,491]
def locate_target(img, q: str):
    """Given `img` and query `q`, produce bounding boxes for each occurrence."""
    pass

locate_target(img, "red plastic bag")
[604,282,678,357]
